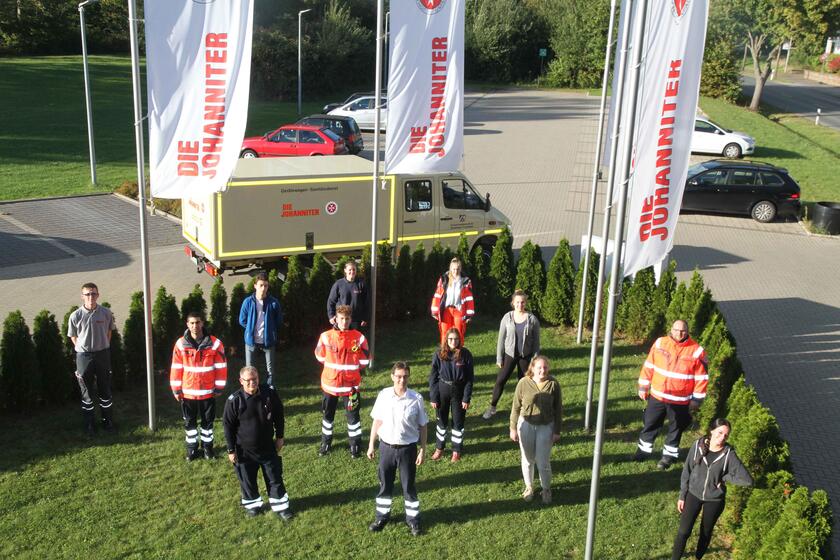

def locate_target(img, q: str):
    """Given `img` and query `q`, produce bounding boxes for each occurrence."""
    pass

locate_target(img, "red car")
[240,125,348,158]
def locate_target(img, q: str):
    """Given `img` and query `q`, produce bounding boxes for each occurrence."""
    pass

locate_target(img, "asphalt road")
[742,72,840,130]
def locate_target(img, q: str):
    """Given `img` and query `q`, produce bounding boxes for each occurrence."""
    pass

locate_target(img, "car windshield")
[322,129,341,142]
[687,162,715,177]
[706,118,732,133]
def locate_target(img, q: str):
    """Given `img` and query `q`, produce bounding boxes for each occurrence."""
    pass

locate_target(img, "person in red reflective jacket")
[170,312,227,461]
[430,257,475,346]
[314,305,370,458]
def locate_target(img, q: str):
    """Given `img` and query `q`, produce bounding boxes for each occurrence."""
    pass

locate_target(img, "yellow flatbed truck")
[182,155,510,275]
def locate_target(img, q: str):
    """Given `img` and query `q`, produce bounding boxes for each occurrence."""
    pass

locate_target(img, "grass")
[699,95,840,203]
[0,315,733,559]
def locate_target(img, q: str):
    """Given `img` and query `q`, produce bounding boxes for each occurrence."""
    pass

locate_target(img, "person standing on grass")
[239,272,283,388]
[635,319,708,470]
[509,355,562,505]
[483,290,541,420]
[367,362,428,536]
[430,257,475,346]
[68,282,117,436]
[327,260,369,332]
[170,313,227,461]
[671,418,752,560]
[428,327,474,463]
[223,366,293,520]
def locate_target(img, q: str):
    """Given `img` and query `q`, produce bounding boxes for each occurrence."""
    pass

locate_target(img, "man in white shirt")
[366,362,428,536]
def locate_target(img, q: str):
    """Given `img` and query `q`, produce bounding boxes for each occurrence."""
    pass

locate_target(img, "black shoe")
[632,449,650,462]
[318,442,332,456]
[102,419,116,433]
[657,456,675,470]
[369,519,388,532]
[276,510,294,521]
[350,444,362,459]
[84,423,96,437]
[203,446,215,460]
[245,506,263,518]
[406,521,421,536]
[186,449,201,462]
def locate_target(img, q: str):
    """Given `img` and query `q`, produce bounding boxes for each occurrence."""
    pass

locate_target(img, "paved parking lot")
[0,88,838,553]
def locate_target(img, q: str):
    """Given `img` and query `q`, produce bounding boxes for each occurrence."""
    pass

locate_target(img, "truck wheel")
[241,149,257,159]
[473,236,497,262]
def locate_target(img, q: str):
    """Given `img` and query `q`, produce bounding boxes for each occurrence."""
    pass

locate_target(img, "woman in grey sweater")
[483,290,541,419]
[671,418,753,560]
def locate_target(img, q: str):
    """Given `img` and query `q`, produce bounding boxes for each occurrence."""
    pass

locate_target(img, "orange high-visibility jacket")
[638,336,708,405]
[170,332,227,400]
[315,328,370,396]
[430,274,475,321]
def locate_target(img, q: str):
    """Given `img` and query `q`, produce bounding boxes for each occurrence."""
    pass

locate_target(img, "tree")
[456,234,472,277]
[152,286,181,370]
[618,267,658,344]
[395,245,412,320]
[375,242,397,321]
[229,283,247,357]
[542,0,611,88]
[282,256,308,344]
[123,292,146,386]
[180,284,207,322]
[208,279,229,341]
[665,282,687,329]
[489,227,515,311]
[410,243,428,318]
[308,253,335,334]
[33,309,73,404]
[470,242,494,316]
[360,244,372,281]
[652,260,677,335]
[62,305,79,379]
[1,311,39,410]
[514,241,547,316]
[542,239,576,325]
[573,249,599,330]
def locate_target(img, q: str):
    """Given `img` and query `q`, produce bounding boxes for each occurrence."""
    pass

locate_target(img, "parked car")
[327,95,387,131]
[691,117,755,159]
[240,125,347,158]
[682,160,801,222]
[322,90,387,114]
[297,114,364,154]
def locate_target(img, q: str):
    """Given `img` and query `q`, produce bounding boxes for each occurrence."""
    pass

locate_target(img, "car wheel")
[241,149,257,159]
[723,143,742,159]
[751,200,776,223]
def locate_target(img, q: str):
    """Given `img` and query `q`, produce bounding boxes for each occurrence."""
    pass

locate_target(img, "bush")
[573,249,599,330]
[1,311,40,410]
[410,243,428,318]
[618,267,658,344]
[268,269,283,301]
[250,28,297,100]
[360,244,372,282]
[651,260,677,334]
[688,289,715,337]
[665,282,686,328]
[334,255,352,280]
[758,487,825,559]
[395,245,412,320]
[542,238,576,326]
[700,40,742,103]
[180,284,207,322]
[208,279,229,342]
[282,256,308,344]
[489,227,515,311]
[733,471,796,560]
[229,283,247,356]
[681,271,705,334]
[696,338,741,430]
[456,234,472,277]
[308,253,335,334]
[542,0,610,88]
[515,241,547,316]
[33,309,73,404]
[828,55,840,74]
[152,286,181,370]
[62,305,78,370]
[108,326,127,392]
[427,241,447,285]
[375,242,397,321]
[123,292,146,387]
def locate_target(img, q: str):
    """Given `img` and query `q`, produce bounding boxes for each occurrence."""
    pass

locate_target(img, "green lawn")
[0,316,732,559]
[700,96,840,203]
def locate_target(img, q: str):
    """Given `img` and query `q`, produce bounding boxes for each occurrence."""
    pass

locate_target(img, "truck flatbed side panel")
[229,155,382,181]
[218,176,394,258]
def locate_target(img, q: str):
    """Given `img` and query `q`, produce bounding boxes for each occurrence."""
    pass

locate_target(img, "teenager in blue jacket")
[239,273,283,387]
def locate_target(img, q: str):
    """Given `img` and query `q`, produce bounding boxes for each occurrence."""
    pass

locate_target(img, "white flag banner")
[385,0,464,174]
[146,0,253,199]
[623,0,708,277]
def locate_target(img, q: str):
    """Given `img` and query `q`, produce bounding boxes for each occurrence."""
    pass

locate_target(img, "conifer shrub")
[334,255,352,280]
[470,242,495,318]
[410,243,428,318]
[1,311,40,410]
[180,284,207,322]
[267,268,283,300]
[541,238,575,325]
[208,278,229,341]
[757,487,826,559]
[573,249,599,330]
[281,256,308,344]
[651,259,677,334]
[108,325,127,392]
[395,244,412,320]
[427,240,447,282]
[665,281,687,328]
[489,227,515,312]
[696,338,741,430]
[733,471,796,559]
[308,253,335,334]
[228,282,246,356]
[618,267,658,344]
[123,292,146,386]
[375,242,397,321]
[152,286,181,370]
[360,244,372,281]
[33,309,73,404]
[689,288,715,337]
[515,241,547,316]
[456,233,472,276]
[62,305,78,370]
[681,270,705,324]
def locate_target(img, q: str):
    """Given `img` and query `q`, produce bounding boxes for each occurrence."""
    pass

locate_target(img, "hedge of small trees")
[0,230,832,557]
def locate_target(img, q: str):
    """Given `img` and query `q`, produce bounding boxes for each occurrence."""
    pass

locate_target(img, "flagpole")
[576,0,618,347]
[127,0,156,431]
[584,0,648,554]
[368,0,385,369]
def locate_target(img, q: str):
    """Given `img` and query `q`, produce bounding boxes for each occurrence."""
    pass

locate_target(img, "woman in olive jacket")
[671,418,753,560]
[429,327,474,463]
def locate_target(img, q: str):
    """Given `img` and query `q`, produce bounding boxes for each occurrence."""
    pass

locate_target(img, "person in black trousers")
[429,327,474,462]
[223,366,293,520]
[671,418,752,559]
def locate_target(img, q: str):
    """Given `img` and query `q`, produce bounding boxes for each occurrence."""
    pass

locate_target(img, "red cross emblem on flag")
[325,201,338,215]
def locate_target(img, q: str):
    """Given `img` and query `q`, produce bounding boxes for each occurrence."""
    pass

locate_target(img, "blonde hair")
[510,289,528,308]
[525,355,550,379]
[447,257,462,282]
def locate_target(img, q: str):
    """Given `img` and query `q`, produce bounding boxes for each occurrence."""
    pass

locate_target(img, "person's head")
[448,257,462,280]
[670,320,689,343]
[81,282,99,309]
[343,261,357,282]
[391,361,410,394]
[511,290,528,312]
[239,366,259,395]
[254,272,269,300]
[526,355,550,382]
[186,312,203,338]
[335,305,352,330]
[439,328,462,360]
[707,418,731,448]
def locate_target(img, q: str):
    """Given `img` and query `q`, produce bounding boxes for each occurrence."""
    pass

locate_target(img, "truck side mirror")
[484,193,491,212]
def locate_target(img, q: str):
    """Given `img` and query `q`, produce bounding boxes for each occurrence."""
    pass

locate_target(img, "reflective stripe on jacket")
[315,328,369,396]
[638,336,708,405]
[430,273,475,320]
[170,330,227,400]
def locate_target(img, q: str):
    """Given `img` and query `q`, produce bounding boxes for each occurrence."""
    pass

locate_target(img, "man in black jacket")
[327,260,369,331]
[223,366,293,520]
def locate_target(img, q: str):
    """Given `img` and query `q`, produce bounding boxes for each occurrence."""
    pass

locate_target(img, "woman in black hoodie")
[671,418,753,560]
[429,327,474,463]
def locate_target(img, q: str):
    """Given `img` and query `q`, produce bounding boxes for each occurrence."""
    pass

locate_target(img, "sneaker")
[186,449,201,462]
[541,488,552,504]
[406,521,421,536]
[450,452,461,463]
[657,456,675,470]
[632,448,650,462]
[318,441,332,456]
[482,405,497,420]
[350,444,362,459]
[522,486,534,502]
[369,519,388,532]
[203,446,215,460]
[245,505,263,518]
[431,448,444,461]
[276,510,294,521]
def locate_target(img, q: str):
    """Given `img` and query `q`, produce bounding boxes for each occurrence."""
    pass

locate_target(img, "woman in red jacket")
[430,257,475,346]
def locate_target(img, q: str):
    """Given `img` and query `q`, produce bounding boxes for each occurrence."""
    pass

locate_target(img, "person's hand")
[329,316,336,326]
[366,445,376,460]
[638,391,648,402]
[360,321,368,327]
[228,452,237,464]
[275,438,285,453]
[496,362,503,368]
[430,402,438,409]
[174,394,183,402]
[461,402,470,410]
[510,429,518,443]
[552,433,561,443]
[677,499,685,513]
[416,447,425,466]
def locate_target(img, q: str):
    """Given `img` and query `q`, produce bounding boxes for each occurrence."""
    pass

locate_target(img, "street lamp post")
[298,9,312,116]
[78,0,99,185]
